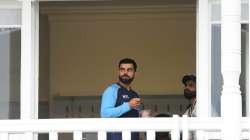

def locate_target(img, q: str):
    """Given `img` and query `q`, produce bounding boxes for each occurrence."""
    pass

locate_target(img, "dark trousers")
[107,132,139,140]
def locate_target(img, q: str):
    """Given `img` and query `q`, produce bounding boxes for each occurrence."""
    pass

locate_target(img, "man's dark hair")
[119,58,137,71]
[182,74,196,86]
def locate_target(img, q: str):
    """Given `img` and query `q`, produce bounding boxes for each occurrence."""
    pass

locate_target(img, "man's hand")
[128,98,141,109]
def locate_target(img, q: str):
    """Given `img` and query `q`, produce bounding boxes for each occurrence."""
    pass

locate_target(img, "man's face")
[185,80,196,92]
[184,80,196,100]
[118,63,136,85]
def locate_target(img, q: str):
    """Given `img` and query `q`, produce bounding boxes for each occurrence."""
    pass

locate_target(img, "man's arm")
[100,86,131,118]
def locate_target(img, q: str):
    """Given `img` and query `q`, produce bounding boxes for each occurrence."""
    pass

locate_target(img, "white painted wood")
[196,130,205,140]
[221,0,242,139]
[23,132,33,140]
[196,0,211,118]
[98,131,106,140]
[122,130,130,140]
[49,132,58,140]
[21,0,34,120]
[73,131,82,140]
[0,117,247,139]
[171,115,180,140]
[0,25,21,28]
[181,115,188,140]
[32,0,39,120]
[0,133,9,140]
[21,0,39,121]
[146,130,155,140]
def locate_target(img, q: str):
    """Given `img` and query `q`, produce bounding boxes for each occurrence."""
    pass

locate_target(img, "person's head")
[118,58,137,85]
[182,75,196,100]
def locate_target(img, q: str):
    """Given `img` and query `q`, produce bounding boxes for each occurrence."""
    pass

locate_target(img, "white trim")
[211,21,249,24]
[0,1,21,9]
[21,0,33,119]
[0,117,224,132]
[221,0,242,139]
[0,25,21,28]
[32,0,39,120]
[196,0,211,117]
[40,5,195,15]
[0,117,248,139]
[21,0,39,120]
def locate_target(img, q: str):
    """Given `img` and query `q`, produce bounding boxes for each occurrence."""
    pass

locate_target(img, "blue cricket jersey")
[100,83,140,140]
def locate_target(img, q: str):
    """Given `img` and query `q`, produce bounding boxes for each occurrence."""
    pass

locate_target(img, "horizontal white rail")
[0,116,248,140]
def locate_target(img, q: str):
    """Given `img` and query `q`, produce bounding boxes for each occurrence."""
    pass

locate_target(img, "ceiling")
[39,0,196,15]
[40,0,196,8]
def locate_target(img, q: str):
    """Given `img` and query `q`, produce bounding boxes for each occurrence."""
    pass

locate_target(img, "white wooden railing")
[0,115,249,140]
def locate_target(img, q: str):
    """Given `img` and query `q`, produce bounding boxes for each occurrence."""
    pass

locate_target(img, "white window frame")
[18,0,212,120]
[1,0,249,139]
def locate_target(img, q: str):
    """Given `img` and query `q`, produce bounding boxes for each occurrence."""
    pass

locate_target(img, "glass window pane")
[0,9,21,26]
[210,0,249,23]
[241,2,249,22]
[0,28,21,119]
[211,24,249,117]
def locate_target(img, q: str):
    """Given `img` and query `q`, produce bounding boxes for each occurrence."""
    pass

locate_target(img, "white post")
[98,131,106,140]
[0,133,9,140]
[73,131,82,140]
[21,0,39,120]
[171,115,180,140]
[49,132,58,140]
[221,0,242,139]
[122,131,131,140]
[21,0,35,120]
[196,0,211,117]
[21,0,39,140]
[146,130,155,140]
[181,115,188,140]
[196,0,210,138]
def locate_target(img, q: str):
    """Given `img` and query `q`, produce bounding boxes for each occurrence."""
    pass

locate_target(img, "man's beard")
[119,75,134,85]
[184,89,196,100]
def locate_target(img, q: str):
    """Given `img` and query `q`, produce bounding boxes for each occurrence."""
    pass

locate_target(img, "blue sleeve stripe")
[100,84,131,118]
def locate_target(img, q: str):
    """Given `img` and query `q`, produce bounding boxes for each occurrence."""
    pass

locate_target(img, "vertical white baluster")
[49,132,58,140]
[23,132,33,140]
[122,131,131,140]
[73,131,82,140]
[0,133,8,140]
[182,115,188,140]
[146,130,155,140]
[197,130,205,140]
[98,131,106,140]
[171,115,180,140]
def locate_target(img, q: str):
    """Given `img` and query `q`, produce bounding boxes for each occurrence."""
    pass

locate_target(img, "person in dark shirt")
[101,58,141,140]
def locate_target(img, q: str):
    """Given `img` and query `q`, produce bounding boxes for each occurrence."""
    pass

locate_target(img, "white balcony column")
[196,0,211,117]
[20,0,39,139]
[196,0,211,139]
[20,0,39,120]
[221,0,242,139]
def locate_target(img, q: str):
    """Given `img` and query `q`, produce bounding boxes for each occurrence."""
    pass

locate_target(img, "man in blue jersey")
[101,58,141,140]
